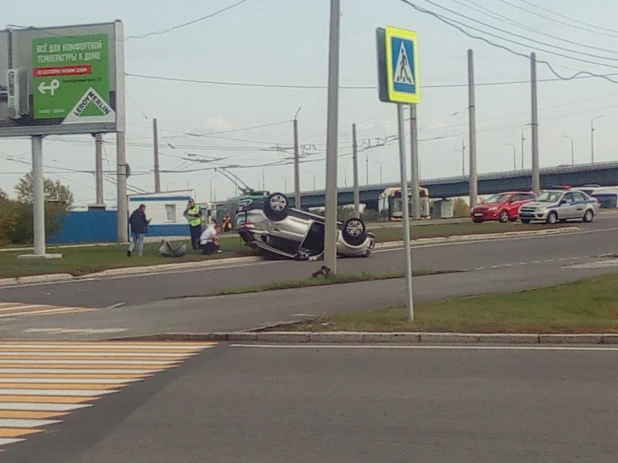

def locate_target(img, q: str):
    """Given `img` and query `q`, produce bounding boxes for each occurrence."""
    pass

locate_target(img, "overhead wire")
[397,0,618,83]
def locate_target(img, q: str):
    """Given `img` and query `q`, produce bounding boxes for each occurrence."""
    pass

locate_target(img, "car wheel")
[499,210,509,223]
[521,219,531,224]
[546,211,558,225]
[583,209,594,223]
[342,217,367,246]
[472,219,483,224]
[264,192,289,221]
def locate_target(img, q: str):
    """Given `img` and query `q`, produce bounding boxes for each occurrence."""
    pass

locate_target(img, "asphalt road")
[3,344,618,462]
[1,217,618,309]
[1,260,613,340]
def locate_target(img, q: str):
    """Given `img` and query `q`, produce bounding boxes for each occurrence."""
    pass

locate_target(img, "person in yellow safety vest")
[183,199,202,251]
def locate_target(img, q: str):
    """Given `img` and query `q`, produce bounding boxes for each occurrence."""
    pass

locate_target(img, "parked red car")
[471,191,536,223]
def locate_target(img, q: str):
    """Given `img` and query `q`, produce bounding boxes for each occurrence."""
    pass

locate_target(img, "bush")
[453,198,470,218]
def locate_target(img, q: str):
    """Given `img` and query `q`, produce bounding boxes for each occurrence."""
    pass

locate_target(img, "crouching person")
[199,223,221,256]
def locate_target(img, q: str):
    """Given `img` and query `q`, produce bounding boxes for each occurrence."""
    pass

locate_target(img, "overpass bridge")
[286,162,618,209]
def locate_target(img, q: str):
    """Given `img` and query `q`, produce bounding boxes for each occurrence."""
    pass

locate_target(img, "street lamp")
[562,135,574,165]
[506,143,516,171]
[591,115,604,164]
[521,125,531,171]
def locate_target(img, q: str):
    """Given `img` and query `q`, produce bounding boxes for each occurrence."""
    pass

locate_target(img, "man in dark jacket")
[127,204,150,257]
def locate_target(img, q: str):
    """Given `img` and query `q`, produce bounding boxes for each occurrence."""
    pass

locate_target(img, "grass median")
[270,273,618,334]
[0,235,252,278]
[178,269,458,298]
[0,221,566,279]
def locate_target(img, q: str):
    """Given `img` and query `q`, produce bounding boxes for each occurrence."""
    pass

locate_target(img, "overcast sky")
[1,0,618,207]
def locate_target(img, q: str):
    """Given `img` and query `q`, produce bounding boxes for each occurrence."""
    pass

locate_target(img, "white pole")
[31,136,46,256]
[324,0,341,274]
[397,104,414,321]
[352,123,360,218]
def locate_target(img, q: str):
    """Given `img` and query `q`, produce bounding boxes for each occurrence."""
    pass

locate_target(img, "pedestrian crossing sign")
[376,27,420,104]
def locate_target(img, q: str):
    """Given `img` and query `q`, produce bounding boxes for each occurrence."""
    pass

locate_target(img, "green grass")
[0,222,565,279]
[274,273,618,334]
[0,237,253,278]
[185,270,457,298]
[371,221,563,243]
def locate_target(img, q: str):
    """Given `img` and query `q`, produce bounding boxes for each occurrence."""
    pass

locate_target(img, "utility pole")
[262,169,266,190]
[365,153,369,184]
[352,123,360,218]
[293,109,301,208]
[117,132,128,242]
[95,133,104,205]
[468,49,478,208]
[530,52,540,194]
[153,118,160,193]
[410,105,420,220]
[324,0,340,274]
[209,178,213,202]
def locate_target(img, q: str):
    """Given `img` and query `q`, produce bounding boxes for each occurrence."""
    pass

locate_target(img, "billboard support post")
[31,136,45,256]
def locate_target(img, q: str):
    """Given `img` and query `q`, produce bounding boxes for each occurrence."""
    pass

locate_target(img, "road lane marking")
[231,344,618,352]
[0,303,97,318]
[0,403,91,412]
[0,341,215,449]
[0,418,60,428]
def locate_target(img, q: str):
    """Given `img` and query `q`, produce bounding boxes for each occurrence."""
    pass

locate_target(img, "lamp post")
[506,143,516,171]
[591,115,604,164]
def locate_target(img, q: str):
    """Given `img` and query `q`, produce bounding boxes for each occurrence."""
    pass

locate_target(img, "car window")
[563,193,574,202]
[537,191,562,203]
[483,194,510,204]
[525,194,536,201]
[572,192,586,202]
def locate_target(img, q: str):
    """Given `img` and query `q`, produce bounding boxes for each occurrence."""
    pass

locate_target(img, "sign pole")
[95,133,104,205]
[31,136,46,256]
[397,104,414,320]
[409,105,420,220]
[324,0,341,274]
[352,123,360,218]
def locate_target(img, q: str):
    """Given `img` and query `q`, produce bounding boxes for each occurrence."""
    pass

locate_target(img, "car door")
[571,191,588,218]
[560,193,576,219]
[509,194,529,217]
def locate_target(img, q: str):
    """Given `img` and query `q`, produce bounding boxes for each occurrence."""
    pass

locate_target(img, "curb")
[112,331,618,345]
[0,227,579,288]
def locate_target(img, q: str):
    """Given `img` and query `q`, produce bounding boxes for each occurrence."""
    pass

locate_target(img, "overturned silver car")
[235,192,375,261]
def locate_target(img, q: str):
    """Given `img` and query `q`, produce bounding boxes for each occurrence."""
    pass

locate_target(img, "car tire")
[499,210,509,223]
[472,219,483,224]
[264,193,289,221]
[342,217,367,246]
[521,219,531,224]
[546,211,558,225]
[583,209,594,223]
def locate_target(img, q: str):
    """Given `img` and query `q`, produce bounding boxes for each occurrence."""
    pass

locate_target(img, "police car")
[518,188,599,224]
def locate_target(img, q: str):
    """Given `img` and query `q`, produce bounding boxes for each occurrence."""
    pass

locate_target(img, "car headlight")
[488,207,497,211]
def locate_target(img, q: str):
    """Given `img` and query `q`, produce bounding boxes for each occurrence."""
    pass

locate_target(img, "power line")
[126,0,249,40]
[417,0,618,64]
[397,0,618,83]
[496,0,618,39]
[126,71,618,91]
[455,0,618,55]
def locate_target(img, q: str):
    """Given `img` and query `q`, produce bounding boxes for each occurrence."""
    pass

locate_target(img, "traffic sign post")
[376,26,420,321]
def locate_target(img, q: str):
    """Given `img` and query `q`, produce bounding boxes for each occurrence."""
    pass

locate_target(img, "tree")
[0,188,7,202]
[15,173,74,209]
[453,198,470,218]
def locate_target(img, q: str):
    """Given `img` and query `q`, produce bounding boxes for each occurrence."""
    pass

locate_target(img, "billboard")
[0,21,124,137]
